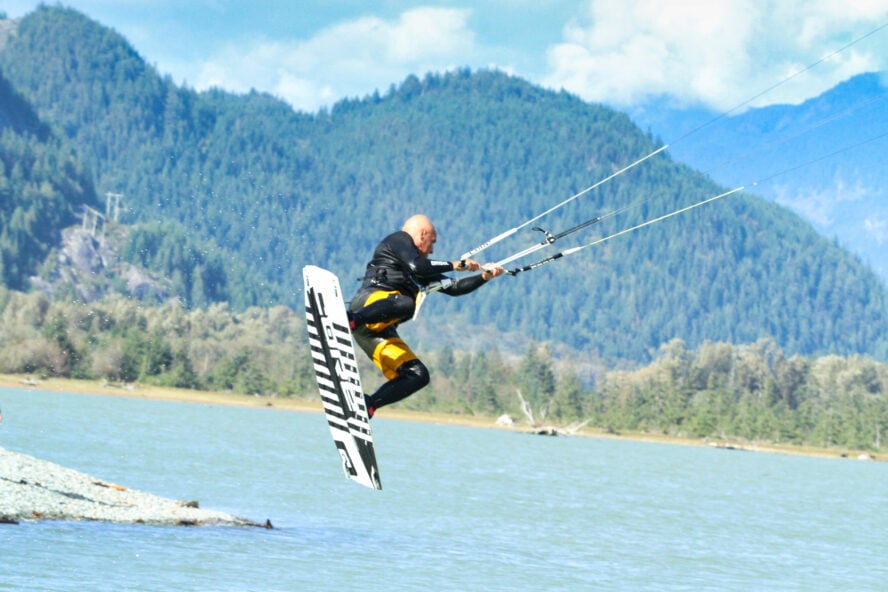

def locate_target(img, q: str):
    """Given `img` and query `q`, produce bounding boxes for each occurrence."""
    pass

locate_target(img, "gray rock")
[0,447,267,527]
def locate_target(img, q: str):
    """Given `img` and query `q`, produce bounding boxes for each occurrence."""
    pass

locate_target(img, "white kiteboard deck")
[303,265,381,490]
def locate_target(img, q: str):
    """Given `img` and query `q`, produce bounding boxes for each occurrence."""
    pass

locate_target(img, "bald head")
[403,214,437,256]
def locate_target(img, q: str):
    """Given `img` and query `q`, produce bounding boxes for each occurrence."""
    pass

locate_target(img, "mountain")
[626,73,888,284]
[0,6,886,364]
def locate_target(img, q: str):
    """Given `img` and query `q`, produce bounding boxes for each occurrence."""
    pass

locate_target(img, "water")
[1,387,886,592]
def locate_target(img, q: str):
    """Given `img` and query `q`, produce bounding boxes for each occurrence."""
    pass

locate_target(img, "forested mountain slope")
[0,67,97,290]
[0,6,885,363]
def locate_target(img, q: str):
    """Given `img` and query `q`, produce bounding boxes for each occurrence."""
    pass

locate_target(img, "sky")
[3,0,888,115]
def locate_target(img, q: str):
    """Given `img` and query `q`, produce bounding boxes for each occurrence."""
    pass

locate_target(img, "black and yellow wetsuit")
[349,230,488,414]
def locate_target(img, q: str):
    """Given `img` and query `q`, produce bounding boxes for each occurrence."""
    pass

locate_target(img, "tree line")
[1,289,884,452]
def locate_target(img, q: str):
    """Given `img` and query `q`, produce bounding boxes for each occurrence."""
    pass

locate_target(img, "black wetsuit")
[349,230,488,413]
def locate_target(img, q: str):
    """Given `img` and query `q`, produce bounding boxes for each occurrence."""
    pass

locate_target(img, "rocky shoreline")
[0,446,268,527]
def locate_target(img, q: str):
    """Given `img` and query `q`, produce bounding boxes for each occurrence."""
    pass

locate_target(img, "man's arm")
[440,267,505,296]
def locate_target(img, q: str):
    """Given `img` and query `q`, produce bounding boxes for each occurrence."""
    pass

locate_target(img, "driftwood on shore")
[0,447,268,527]
[514,389,590,436]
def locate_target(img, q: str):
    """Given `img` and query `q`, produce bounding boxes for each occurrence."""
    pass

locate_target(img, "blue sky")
[3,1,888,114]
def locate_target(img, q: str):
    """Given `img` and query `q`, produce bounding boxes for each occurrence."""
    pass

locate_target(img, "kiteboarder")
[348,214,505,417]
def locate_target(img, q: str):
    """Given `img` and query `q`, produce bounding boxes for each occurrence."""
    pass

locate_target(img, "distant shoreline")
[1,373,884,463]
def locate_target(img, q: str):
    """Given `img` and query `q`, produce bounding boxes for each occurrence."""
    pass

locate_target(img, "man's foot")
[364,394,375,419]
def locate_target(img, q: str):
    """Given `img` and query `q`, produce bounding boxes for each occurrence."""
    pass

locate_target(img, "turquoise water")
[1,387,886,592]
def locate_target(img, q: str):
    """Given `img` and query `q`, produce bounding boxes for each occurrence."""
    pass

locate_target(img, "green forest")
[1,288,885,452]
[0,6,886,453]
[0,6,885,365]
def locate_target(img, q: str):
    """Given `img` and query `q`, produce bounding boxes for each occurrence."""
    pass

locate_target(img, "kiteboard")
[303,265,381,490]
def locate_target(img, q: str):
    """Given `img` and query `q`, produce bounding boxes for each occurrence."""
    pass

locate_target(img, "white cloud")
[187,7,476,112]
[864,216,887,244]
[773,173,874,228]
[774,187,836,228]
[542,0,888,111]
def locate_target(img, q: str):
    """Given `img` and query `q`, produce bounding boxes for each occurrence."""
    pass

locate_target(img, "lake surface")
[1,386,885,591]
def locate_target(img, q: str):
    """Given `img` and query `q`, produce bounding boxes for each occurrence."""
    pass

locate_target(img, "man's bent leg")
[351,309,427,416]
[366,359,430,411]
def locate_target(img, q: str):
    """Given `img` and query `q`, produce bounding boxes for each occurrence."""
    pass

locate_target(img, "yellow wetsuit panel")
[360,290,402,332]
[372,337,418,380]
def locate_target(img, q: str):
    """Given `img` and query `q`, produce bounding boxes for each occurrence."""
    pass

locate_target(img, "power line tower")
[105,192,123,223]
[81,205,105,240]
[81,193,124,242]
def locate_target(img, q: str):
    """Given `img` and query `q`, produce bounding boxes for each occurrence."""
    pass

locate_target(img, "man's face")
[417,226,437,257]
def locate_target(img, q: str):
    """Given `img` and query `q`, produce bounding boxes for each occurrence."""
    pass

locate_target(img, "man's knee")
[398,359,430,390]
[369,358,430,410]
